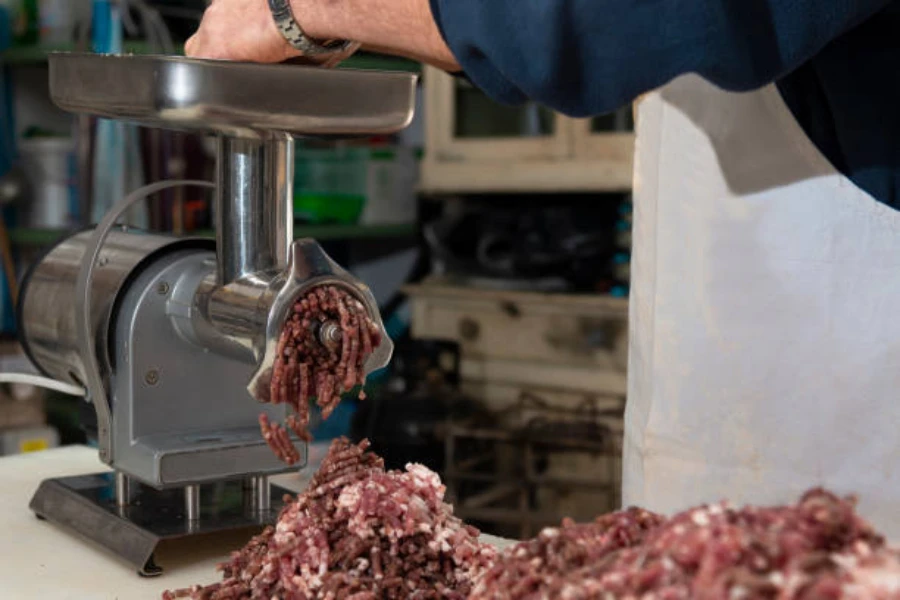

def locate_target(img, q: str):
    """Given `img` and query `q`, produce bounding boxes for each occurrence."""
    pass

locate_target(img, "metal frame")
[30,473,293,576]
[444,392,624,539]
[423,66,573,163]
[420,66,636,194]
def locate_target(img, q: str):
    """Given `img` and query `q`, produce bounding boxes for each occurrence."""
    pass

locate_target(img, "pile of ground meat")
[472,488,900,599]
[469,508,665,599]
[166,429,900,598]
[163,438,496,600]
[260,285,382,464]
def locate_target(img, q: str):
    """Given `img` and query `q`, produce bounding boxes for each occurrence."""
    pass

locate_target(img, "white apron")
[623,73,900,540]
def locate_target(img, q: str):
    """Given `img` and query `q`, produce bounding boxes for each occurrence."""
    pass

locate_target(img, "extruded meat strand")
[260,286,382,464]
[162,438,496,600]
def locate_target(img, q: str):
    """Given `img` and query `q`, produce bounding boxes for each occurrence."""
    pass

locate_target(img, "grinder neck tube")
[215,134,295,285]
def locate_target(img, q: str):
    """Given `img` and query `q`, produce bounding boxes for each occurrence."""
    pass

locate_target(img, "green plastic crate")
[294,146,367,224]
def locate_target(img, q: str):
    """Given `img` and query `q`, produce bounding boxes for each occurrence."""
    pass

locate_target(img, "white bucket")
[19,137,74,229]
[361,146,418,225]
[38,0,78,45]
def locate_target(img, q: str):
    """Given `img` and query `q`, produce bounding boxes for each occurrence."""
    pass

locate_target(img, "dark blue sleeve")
[429,0,892,117]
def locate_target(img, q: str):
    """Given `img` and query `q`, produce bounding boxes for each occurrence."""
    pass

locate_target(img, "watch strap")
[268,0,358,58]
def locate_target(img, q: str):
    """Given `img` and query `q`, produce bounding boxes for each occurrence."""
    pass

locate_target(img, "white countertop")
[0,445,514,600]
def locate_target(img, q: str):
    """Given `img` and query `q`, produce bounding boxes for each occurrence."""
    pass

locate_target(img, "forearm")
[289,0,459,71]
[189,0,890,119]
[429,0,893,116]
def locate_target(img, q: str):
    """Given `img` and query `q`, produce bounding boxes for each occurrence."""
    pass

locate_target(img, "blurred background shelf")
[8,223,417,247]
[1,41,160,64]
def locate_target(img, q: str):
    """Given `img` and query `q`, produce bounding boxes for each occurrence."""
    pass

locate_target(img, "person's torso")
[775,2,900,208]
[623,68,900,540]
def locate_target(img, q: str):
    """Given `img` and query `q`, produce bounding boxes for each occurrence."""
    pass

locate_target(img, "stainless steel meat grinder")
[18,53,415,575]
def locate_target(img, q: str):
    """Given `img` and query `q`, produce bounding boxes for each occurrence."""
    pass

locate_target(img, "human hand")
[185,0,300,63]
[185,0,459,73]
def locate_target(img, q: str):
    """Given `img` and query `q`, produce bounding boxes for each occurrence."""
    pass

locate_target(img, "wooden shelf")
[9,223,416,247]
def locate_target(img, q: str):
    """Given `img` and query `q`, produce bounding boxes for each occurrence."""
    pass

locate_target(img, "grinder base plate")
[29,472,292,577]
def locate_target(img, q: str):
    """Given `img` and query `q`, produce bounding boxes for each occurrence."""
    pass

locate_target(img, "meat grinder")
[18,53,415,575]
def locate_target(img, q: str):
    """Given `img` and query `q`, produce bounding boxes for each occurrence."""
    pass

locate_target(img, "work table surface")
[0,445,514,599]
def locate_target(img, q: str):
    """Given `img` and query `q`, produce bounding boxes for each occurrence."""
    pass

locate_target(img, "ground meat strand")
[261,286,381,464]
[258,414,300,466]
[163,438,496,600]
[472,488,898,600]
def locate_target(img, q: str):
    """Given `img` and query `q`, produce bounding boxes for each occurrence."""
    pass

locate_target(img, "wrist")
[270,0,358,66]
[284,0,459,72]
[286,0,341,42]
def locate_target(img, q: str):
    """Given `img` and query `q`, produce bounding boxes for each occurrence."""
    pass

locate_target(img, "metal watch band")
[267,0,357,57]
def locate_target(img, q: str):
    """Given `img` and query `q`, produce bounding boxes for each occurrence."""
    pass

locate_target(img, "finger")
[185,34,209,58]
[185,33,220,60]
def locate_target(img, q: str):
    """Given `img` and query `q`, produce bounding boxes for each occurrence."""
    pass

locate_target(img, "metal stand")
[29,472,291,577]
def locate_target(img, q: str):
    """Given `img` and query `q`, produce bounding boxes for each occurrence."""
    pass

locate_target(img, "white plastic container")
[361,146,418,225]
[19,136,74,229]
[0,425,58,456]
[38,0,76,45]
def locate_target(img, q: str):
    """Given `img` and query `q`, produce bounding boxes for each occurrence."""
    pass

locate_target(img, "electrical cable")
[0,212,17,303]
[119,0,176,54]
[75,178,214,463]
[0,373,85,396]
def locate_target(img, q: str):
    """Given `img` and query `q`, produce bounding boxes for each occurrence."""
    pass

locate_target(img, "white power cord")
[0,373,86,396]
[0,181,214,427]
[119,0,177,54]
[76,178,215,463]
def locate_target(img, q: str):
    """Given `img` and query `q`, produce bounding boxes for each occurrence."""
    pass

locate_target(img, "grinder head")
[247,238,393,403]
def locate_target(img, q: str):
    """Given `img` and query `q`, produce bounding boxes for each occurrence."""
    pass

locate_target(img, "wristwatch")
[267,0,360,66]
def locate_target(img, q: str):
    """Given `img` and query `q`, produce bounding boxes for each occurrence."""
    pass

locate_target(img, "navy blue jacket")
[429,0,900,208]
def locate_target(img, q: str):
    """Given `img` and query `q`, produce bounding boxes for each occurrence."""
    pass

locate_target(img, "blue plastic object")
[308,399,359,440]
[0,7,12,52]
[0,43,15,333]
[91,0,114,53]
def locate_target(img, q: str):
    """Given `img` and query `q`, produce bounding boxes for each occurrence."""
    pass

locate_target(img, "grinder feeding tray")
[20,53,415,576]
